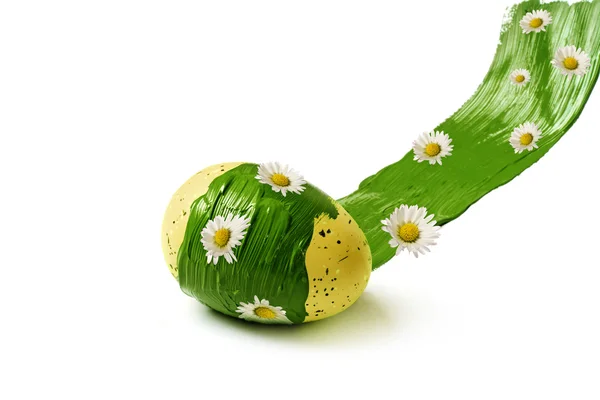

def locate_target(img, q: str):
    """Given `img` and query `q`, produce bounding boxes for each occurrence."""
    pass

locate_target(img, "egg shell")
[161,162,372,323]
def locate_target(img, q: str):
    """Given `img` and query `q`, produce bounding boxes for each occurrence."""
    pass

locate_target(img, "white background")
[1,1,599,399]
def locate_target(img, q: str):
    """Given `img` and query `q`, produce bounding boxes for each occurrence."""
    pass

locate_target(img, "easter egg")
[161,162,372,324]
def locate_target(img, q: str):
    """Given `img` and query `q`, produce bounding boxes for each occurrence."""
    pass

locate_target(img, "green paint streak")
[338,0,600,270]
[177,163,338,324]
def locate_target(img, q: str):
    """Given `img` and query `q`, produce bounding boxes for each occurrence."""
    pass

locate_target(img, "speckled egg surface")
[304,204,371,322]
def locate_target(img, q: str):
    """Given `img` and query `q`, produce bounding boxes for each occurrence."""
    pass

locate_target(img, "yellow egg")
[161,162,372,324]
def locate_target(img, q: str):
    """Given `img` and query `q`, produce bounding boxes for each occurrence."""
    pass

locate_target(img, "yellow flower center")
[520,133,534,146]
[214,228,230,247]
[271,173,290,187]
[529,18,543,28]
[425,143,441,157]
[515,74,525,83]
[254,306,276,319]
[563,57,578,70]
[398,223,420,243]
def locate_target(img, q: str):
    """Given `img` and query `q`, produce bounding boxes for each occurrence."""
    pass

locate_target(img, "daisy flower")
[509,69,531,86]
[509,122,542,153]
[381,205,440,258]
[256,162,306,197]
[551,45,591,77]
[520,10,552,34]
[200,214,250,264]
[236,296,292,324]
[412,131,453,165]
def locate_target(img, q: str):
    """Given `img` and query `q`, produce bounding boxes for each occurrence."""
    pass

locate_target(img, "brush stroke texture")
[338,0,600,270]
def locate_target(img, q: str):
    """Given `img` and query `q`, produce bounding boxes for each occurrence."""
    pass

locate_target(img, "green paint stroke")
[339,0,600,270]
[177,163,338,324]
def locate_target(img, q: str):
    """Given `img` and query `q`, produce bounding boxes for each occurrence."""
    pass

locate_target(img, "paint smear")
[338,0,600,270]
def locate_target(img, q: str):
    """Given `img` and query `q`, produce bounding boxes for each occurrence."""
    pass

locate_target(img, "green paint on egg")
[176,163,344,324]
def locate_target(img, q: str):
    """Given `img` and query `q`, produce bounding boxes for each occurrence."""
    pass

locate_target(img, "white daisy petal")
[509,68,531,86]
[520,10,552,34]
[235,296,292,324]
[256,162,307,197]
[381,204,440,258]
[412,131,454,165]
[200,214,251,265]
[551,45,591,77]
[509,122,542,154]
